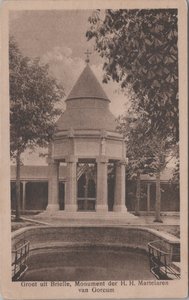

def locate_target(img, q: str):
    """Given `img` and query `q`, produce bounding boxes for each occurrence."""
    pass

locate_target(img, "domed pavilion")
[46,60,134,218]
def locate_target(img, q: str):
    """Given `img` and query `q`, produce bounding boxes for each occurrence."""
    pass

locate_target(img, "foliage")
[87,9,179,221]
[117,108,172,179]
[9,37,64,220]
[87,9,179,141]
[170,143,179,189]
[117,109,176,221]
[10,37,64,159]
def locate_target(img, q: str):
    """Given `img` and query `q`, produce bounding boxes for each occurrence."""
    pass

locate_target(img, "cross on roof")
[84,49,92,64]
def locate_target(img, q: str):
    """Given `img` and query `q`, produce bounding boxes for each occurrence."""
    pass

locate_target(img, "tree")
[9,37,64,221]
[117,111,151,216]
[117,109,174,222]
[143,134,171,222]
[87,9,179,142]
[87,9,179,221]
[170,143,179,188]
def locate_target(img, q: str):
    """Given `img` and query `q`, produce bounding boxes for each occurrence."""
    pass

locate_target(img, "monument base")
[46,204,59,211]
[64,204,78,212]
[36,210,138,224]
[113,204,128,212]
[95,204,109,213]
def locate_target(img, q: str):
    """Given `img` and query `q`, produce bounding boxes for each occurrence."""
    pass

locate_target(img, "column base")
[113,204,127,212]
[46,204,59,211]
[95,204,108,212]
[64,204,78,212]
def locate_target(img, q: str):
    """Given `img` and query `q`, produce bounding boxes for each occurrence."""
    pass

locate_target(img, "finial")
[84,49,91,64]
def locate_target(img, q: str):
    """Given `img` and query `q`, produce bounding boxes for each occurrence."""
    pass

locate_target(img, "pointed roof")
[66,64,109,101]
[55,63,117,132]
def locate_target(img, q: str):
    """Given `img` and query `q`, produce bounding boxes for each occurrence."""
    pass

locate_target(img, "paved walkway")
[30,212,179,225]
[20,212,180,238]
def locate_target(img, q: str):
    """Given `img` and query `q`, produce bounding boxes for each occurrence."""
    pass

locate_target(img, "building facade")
[11,165,179,213]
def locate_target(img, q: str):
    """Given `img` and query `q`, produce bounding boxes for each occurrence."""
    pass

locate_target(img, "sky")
[10,10,129,165]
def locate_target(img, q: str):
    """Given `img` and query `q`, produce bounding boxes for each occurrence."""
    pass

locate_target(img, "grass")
[11,221,34,232]
[11,215,38,232]
[163,227,180,238]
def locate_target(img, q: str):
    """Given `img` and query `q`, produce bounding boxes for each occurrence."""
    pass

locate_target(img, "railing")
[148,240,180,280]
[12,239,30,281]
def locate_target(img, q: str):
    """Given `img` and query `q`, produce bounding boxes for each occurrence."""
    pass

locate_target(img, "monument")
[46,54,135,219]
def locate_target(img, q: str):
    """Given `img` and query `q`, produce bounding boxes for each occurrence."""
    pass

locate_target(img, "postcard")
[0,0,188,299]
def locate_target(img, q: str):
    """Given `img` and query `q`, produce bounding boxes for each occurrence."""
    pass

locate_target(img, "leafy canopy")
[87,9,178,141]
[9,37,64,158]
[117,108,173,179]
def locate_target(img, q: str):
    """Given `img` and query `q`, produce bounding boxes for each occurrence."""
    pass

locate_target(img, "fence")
[148,240,180,280]
[12,238,30,280]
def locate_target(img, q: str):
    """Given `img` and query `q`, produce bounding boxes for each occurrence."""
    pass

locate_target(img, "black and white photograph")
[0,0,188,299]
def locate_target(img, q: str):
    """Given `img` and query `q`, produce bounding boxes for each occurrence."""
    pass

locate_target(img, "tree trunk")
[15,150,21,221]
[135,171,140,216]
[154,171,163,223]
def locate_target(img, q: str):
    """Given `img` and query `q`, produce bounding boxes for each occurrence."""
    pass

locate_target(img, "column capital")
[67,127,75,138]
[100,129,107,138]
[96,156,108,163]
[48,159,59,166]
[65,155,78,163]
[22,180,28,184]
[116,159,127,166]
[47,156,52,164]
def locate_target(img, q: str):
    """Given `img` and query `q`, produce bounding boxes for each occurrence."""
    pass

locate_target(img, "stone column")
[22,181,27,211]
[113,160,127,212]
[64,156,77,212]
[46,160,60,211]
[96,157,108,212]
[147,183,151,214]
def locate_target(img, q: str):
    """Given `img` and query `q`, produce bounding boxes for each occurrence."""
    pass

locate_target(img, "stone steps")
[36,211,138,221]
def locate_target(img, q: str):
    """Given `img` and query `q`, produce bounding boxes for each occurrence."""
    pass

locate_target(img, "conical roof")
[56,64,117,132]
[66,64,109,101]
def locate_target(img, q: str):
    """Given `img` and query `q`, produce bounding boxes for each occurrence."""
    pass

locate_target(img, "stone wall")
[12,226,180,263]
